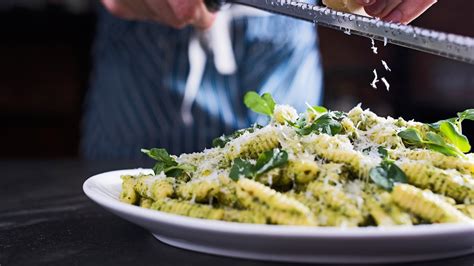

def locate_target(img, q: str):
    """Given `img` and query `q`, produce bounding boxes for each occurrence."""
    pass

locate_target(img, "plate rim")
[83,168,474,239]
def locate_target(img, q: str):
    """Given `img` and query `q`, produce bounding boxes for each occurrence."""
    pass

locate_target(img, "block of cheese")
[322,0,369,16]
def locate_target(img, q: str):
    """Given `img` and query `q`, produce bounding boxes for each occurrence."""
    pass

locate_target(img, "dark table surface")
[1,160,473,266]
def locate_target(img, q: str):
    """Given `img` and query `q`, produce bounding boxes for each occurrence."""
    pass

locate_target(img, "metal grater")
[205,0,474,64]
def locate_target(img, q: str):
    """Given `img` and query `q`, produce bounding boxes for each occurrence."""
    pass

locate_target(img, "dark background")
[0,0,473,159]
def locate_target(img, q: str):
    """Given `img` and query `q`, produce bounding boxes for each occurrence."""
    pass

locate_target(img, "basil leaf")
[429,118,457,130]
[244,91,274,117]
[370,161,408,191]
[165,164,197,178]
[229,158,254,181]
[296,113,342,136]
[398,128,424,145]
[387,163,408,184]
[312,113,343,135]
[229,149,289,181]
[425,132,446,146]
[458,109,474,122]
[212,125,262,148]
[262,93,276,114]
[370,166,393,191]
[142,148,196,176]
[307,105,328,114]
[152,162,166,175]
[142,148,176,165]
[254,149,288,176]
[439,121,471,153]
[329,111,347,121]
[377,147,389,159]
[426,144,463,157]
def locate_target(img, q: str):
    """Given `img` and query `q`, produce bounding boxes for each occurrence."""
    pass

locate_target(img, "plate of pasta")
[84,92,474,263]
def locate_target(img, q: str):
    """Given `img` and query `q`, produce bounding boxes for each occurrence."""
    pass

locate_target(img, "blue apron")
[81,8,323,159]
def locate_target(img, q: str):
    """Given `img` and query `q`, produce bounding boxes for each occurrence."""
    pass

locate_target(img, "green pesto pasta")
[392,184,472,224]
[119,94,474,227]
[399,161,474,203]
[120,175,139,205]
[176,178,220,203]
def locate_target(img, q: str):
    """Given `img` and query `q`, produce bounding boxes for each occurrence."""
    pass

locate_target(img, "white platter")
[83,169,474,264]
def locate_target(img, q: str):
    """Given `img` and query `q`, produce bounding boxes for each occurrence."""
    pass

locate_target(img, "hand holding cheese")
[101,0,215,29]
[324,0,437,24]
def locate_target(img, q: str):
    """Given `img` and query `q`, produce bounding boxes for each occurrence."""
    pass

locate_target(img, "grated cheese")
[381,60,391,72]
[370,69,379,89]
[381,77,390,91]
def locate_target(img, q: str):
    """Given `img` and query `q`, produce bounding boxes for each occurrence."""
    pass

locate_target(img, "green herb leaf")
[370,166,393,191]
[398,128,424,145]
[244,91,275,117]
[152,163,166,176]
[165,164,197,178]
[229,149,289,181]
[142,148,176,166]
[458,109,474,122]
[254,149,288,176]
[429,118,457,130]
[439,121,471,153]
[262,93,276,114]
[295,113,343,136]
[311,113,343,135]
[386,163,408,184]
[426,143,463,157]
[370,161,408,191]
[229,158,254,181]
[212,125,263,148]
[377,147,389,159]
[307,105,328,114]
[425,132,446,146]
[142,148,196,177]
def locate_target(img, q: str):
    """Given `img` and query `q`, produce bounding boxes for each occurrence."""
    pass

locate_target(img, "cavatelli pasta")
[399,161,474,203]
[236,178,316,225]
[285,160,319,185]
[139,198,154,209]
[120,98,474,227]
[395,149,474,175]
[392,184,472,224]
[134,175,175,200]
[151,199,224,220]
[120,175,140,204]
[236,189,315,226]
[176,179,220,203]
[302,134,377,178]
[226,127,280,160]
[307,181,362,220]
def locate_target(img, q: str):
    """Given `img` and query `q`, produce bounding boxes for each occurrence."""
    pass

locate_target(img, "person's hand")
[355,0,437,24]
[101,0,216,29]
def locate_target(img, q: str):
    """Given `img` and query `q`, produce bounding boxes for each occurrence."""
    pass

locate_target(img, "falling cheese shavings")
[383,37,388,47]
[381,60,391,72]
[344,29,351,35]
[370,38,378,54]
[381,77,390,91]
[370,69,379,89]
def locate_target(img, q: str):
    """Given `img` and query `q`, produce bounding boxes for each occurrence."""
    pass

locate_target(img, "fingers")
[384,0,437,24]
[101,0,136,19]
[354,0,376,6]
[358,0,437,24]
[101,0,216,29]
[364,0,403,19]
[167,0,216,29]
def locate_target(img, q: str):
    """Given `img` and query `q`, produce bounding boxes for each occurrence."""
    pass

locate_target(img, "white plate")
[83,169,474,264]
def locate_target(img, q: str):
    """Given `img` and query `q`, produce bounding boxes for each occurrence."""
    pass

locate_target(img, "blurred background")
[1,0,473,159]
